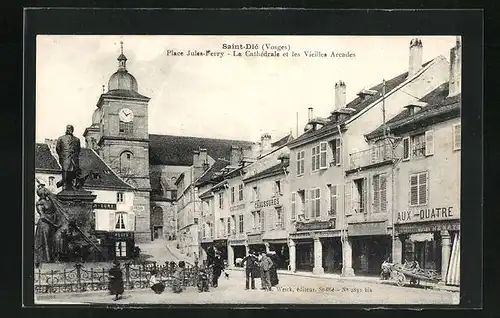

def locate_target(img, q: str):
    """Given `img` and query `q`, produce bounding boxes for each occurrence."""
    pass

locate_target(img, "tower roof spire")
[117,41,127,70]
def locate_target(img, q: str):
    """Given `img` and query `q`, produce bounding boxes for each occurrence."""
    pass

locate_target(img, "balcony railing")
[349,142,396,170]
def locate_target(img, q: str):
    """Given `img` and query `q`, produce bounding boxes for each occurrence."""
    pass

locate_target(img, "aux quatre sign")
[254,197,280,209]
[396,206,458,223]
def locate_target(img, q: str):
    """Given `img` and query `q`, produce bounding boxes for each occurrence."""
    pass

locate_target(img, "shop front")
[247,233,266,254]
[395,218,460,286]
[228,238,247,267]
[266,239,289,270]
[94,231,135,261]
[347,221,391,275]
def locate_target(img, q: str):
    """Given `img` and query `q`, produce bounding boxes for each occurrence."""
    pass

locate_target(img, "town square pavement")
[36,269,459,305]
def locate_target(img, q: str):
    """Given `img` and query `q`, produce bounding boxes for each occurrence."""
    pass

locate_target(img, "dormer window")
[92,172,101,179]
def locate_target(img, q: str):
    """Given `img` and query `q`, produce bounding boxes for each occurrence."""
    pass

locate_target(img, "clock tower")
[90,42,152,243]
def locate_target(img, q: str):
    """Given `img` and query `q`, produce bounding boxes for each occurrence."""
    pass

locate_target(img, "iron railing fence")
[34,262,213,294]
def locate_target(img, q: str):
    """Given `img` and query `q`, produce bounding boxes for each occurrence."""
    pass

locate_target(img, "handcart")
[388,260,441,287]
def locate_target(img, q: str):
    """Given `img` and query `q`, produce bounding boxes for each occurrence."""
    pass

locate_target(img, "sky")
[36,35,458,144]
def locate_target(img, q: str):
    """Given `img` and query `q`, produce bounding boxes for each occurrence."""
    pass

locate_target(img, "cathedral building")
[82,43,255,243]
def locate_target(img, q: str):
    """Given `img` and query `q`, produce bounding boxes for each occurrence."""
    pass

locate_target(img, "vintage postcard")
[32,34,462,305]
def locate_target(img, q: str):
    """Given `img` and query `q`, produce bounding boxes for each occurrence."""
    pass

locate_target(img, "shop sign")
[93,203,116,210]
[296,219,336,232]
[255,197,280,209]
[230,203,245,212]
[396,220,459,234]
[247,233,263,245]
[396,206,457,224]
[348,221,387,236]
[213,239,227,245]
[229,239,246,245]
[113,232,133,239]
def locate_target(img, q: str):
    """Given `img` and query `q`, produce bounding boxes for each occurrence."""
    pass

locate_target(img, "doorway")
[153,226,163,240]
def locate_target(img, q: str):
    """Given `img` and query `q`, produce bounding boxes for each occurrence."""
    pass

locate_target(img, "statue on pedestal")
[56,125,86,191]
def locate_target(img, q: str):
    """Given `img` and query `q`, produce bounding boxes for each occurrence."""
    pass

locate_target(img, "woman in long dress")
[108,260,125,301]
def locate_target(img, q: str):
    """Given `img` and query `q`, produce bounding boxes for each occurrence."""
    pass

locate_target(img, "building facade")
[287,38,451,276]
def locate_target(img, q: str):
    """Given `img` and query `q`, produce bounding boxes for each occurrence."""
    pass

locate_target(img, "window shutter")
[344,181,352,216]
[372,175,380,213]
[425,130,434,156]
[403,137,410,161]
[453,124,461,150]
[301,151,305,174]
[296,152,301,175]
[127,212,135,231]
[316,188,321,218]
[320,142,328,169]
[305,190,310,219]
[380,175,387,213]
[330,185,337,216]
[418,172,428,205]
[410,175,418,206]
[335,139,341,166]
[291,192,296,219]
[109,212,116,231]
[362,178,368,213]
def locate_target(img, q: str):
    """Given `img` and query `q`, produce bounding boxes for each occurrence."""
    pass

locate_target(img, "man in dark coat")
[108,260,125,301]
[56,125,81,191]
[241,250,258,290]
[268,251,279,287]
[211,252,224,288]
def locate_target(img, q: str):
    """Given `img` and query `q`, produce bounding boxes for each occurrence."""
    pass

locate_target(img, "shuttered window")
[291,192,296,220]
[310,188,321,218]
[115,212,126,230]
[276,207,284,229]
[312,145,321,171]
[329,185,337,216]
[231,187,235,203]
[403,137,410,161]
[260,210,265,230]
[335,139,341,166]
[239,215,244,233]
[305,189,310,219]
[372,174,387,213]
[412,133,426,158]
[410,172,428,206]
[238,184,244,201]
[320,142,328,169]
[345,181,352,215]
[453,123,461,150]
[296,151,305,175]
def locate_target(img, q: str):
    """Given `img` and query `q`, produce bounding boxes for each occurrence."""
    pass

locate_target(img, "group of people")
[240,250,279,291]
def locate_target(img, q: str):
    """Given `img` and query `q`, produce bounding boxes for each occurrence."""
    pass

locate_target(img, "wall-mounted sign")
[395,220,459,234]
[296,219,336,232]
[113,232,134,239]
[230,203,245,212]
[255,197,280,209]
[396,206,457,224]
[247,233,263,245]
[348,221,387,236]
[93,203,117,210]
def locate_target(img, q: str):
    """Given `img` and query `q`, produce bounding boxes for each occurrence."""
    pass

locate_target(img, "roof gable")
[289,59,435,147]
[149,134,254,166]
[79,149,133,190]
[35,143,61,171]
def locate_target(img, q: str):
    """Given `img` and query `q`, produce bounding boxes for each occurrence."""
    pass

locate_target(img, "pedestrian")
[149,269,165,294]
[268,251,279,288]
[211,252,224,288]
[171,261,186,293]
[241,250,258,290]
[259,252,273,291]
[108,260,124,301]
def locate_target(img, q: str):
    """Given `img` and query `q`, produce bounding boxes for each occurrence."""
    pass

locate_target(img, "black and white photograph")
[30,33,464,305]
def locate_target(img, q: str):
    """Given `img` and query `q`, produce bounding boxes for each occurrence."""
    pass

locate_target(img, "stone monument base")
[55,189,102,262]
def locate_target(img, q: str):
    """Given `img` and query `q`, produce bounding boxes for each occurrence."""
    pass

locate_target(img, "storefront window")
[115,241,127,257]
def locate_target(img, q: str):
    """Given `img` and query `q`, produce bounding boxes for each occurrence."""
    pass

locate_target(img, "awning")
[408,233,434,242]
[446,232,460,286]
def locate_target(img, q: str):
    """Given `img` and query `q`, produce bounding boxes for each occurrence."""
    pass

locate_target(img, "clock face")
[119,108,134,122]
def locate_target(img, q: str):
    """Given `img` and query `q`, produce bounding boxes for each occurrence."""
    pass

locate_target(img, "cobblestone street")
[36,269,459,305]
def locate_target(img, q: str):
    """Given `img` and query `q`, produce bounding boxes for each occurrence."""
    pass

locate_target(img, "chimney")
[230,146,243,166]
[408,38,423,78]
[307,107,313,122]
[261,133,272,154]
[251,142,261,159]
[334,81,347,110]
[192,150,201,168]
[199,148,208,170]
[448,37,462,97]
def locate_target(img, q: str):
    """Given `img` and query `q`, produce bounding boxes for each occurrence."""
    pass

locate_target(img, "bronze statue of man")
[56,125,81,191]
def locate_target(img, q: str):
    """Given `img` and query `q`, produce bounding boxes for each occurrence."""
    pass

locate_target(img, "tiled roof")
[102,89,150,100]
[289,59,434,147]
[149,134,254,166]
[243,161,289,183]
[366,83,461,139]
[195,159,230,187]
[271,133,294,148]
[79,148,133,190]
[35,143,61,172]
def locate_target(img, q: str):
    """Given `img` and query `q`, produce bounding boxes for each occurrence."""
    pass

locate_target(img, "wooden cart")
[390,262,441,287]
